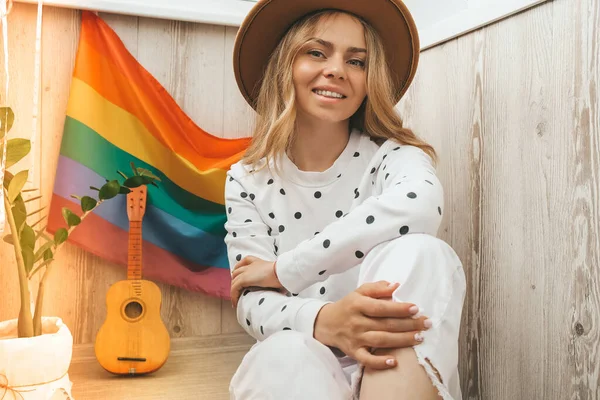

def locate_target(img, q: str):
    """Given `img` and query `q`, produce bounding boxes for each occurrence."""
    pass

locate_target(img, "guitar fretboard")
[127,221,143,281]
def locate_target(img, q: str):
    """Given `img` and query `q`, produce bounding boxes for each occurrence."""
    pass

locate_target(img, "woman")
[224,1,466,399]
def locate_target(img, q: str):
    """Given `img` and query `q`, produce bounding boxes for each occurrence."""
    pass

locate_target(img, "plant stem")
[29,202,103,334]
[3,189,33,337]
[33,266,49,336]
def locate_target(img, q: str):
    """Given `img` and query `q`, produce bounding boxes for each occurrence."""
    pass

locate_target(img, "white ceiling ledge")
[15,0,549,50]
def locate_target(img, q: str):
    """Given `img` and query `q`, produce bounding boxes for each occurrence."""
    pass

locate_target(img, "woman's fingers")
[234,255,258,269]
[359,296,421,319]
[231,266,246,279]
[370,316,430,333]
[353,347,397,370]
[361,330,425,349]
[355,280,400,299]
[230,275,247,308]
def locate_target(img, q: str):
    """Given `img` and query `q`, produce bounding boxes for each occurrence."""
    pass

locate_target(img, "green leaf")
[22,247,35,273]
[89,186,100,192]
[130,161,139,176]
[0,107,14,140]
[12,199,27,234]
[54,228,68,246]
[7,170,28,203]
[3,234,13,244]
[137,168,161,181]
[98,180,120,200]
[3,170,13,189]
[6,139,31,168]
[20,225,35,251]
[117,170,128,180]
[70,194,82,201]
[34,241,54,262]
[61,207,81,228]
[43,248,53,261]
[123,175,145,188]
[80,196,97,212]
[119,186,131,194]
[141,176,156,185]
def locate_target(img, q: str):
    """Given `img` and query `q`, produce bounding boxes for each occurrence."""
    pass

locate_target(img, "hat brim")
[233,0,420,110]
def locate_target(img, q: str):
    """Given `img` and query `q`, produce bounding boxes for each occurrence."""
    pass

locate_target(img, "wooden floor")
[69,333,255,399]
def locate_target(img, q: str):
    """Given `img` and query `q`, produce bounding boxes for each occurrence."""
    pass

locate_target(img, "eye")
[348,59,366,68]
[308,50,325,58]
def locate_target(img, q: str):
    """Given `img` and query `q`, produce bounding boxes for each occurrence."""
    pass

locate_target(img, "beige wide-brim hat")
[233,0,420,110]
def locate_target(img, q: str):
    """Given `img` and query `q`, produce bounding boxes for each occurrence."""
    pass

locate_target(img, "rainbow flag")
[47,11,251,299]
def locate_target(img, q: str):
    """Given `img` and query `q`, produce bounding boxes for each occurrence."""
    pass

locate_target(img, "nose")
[323,56,346,80]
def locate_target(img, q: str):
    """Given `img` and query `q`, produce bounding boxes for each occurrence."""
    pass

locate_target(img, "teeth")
[314,89,344,99]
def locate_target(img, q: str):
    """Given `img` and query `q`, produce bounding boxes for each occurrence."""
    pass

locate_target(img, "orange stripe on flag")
[74,11,251,172]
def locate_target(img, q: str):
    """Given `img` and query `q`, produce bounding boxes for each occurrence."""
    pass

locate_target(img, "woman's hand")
[231,256,283,307]
[314,280,430,370]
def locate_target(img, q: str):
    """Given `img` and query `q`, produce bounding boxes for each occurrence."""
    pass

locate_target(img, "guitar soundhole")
[124,301,143,319]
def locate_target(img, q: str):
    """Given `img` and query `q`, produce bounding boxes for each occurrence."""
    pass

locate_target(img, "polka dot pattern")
[226,141,444,338]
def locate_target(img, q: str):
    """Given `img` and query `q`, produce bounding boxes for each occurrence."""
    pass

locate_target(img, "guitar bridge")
[117,357,147,362]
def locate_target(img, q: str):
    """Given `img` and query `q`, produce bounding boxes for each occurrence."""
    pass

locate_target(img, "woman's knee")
[360,233,462,283]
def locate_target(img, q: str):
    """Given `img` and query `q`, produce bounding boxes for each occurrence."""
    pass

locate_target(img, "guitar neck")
[127,221,143,280]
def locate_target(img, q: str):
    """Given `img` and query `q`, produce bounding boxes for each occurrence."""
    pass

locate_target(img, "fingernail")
[409,305,419,314]
[385,359,396,366]
[387,282,398,288]
[415,332,425,342]
[424,319,433,329]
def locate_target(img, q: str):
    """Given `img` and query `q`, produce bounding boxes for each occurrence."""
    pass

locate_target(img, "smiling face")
[292,13,368,126]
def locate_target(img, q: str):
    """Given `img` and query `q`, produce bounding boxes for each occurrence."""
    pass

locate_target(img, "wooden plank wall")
[1,0,598,398]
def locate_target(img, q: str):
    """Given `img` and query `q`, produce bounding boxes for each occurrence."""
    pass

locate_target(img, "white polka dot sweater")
[224,130,444,341]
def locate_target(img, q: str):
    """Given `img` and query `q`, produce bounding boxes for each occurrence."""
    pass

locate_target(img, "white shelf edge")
[14,0,256,27]
[15,0,550,48]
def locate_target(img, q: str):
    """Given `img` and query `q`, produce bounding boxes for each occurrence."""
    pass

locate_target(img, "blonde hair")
[242,10,437,171]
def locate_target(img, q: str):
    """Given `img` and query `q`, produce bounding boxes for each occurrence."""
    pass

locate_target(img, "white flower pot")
[0,317,74,399]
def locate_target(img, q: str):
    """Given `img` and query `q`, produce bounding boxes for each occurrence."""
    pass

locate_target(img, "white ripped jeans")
[230,233,466,400]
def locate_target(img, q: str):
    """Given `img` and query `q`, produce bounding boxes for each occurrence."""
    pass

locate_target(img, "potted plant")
[0,107,160,399]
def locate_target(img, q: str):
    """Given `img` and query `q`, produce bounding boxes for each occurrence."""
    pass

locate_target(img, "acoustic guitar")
[94,185,170,375]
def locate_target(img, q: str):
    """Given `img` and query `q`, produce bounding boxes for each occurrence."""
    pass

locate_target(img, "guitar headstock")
[126,185,147,222]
